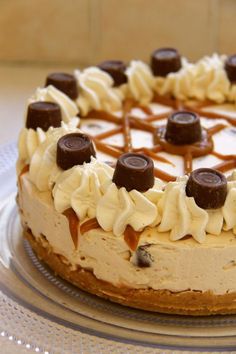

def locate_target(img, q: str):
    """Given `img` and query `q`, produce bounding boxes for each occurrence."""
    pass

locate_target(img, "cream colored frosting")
[28,85,79,123]
[154,58,194,100]
[19,174,236,294]
[96,179,163,236]
[74,67,123,116]
[190,54,230,103]
[29,124,81,192]
[154,54,233,103]
[126,60,155,105]
[53,157,113,221]
[17,119,79,174]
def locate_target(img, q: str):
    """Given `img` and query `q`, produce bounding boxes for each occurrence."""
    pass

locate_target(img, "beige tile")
[95,0,218,64]
[0,0,90,65]
[219,0,236,55]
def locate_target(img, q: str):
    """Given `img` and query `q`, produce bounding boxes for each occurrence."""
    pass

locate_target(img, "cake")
[17,48,236,315]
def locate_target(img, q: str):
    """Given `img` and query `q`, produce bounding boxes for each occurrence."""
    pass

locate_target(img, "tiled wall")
[0,0,235,66]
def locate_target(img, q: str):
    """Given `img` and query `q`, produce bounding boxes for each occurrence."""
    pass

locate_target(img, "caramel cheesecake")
[17,48,236,315]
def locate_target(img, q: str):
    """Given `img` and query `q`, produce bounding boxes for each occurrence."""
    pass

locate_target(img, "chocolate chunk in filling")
[135,245,153,268]
[97,60,127,86]
[46,72,78,99]
[57,133,96,170]
[26,101,62,131]
[112,153,154,192]
[186,168,227,209]
[151,47,181,77]
[165,111,202,145]
[225,55,236,83]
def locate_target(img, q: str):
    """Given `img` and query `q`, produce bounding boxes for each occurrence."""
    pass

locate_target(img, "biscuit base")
[24,228,236,316]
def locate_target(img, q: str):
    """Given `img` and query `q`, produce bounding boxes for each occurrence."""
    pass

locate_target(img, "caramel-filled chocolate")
[225,55,236,83]
[98,60,127,86]
[151,48,181,77]
[57,133,96,170]
[112,153,154,192]
[26,101,62,131]
[165,111,202,145]
[46,73,78,99]
[186,168,227,209]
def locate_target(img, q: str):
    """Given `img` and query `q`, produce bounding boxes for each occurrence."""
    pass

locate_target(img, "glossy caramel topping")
[79,97,236,181]
[124,225,142,251]
[80,218,100,235]
[63,208,79,248]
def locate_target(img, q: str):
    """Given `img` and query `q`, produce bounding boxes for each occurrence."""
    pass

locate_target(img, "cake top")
[17,48,236,245]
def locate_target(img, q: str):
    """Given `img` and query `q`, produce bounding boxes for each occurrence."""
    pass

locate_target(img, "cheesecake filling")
[19,173,236,295]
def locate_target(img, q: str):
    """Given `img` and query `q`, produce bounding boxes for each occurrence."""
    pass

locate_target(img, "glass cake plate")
[1,142,236,354]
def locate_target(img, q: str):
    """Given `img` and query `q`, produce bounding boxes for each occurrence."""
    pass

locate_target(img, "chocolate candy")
[151,47,181,77]
[97,60,127,86]
[57,133,96,170]
[135,245,153,268]
[46,73,78,99]
[165,111,202,145]
[112,153,154,192]
[186,168,227,209]
[225,55,236,83]
[26,101,62,131]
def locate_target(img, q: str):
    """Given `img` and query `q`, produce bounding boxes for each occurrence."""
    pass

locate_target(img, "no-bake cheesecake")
[17,48,236,315]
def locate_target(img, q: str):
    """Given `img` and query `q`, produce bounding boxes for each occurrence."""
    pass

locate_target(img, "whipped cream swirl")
[154,58,194,100]
[74,67,123,116]
[96,179,163,237]
[17,119,79,174]
[126,60,155,105]
[53,158,113,220]
[28,85,79,123]
[190,54,230,103]
[29,124,81,192]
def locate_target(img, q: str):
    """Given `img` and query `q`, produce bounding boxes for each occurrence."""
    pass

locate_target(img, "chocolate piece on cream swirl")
[29,124,81,192]
[151,48,182,77]
[74,67,124,116]
[126,60,155,105]
[165,111,202,145]
[46,73,78,100]
[112,153,154,192]
[28,85,79,124]
[26,102,62,131]
[53,157,113,221]
[186,168,227,209]
[57,133,96,170]
[98,60,127,87]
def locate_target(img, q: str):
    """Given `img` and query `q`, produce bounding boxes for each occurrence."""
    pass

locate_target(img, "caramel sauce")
[81,95,236,181]
[124,225,142,251]
[80,218,101,235]
[63,208,79,248]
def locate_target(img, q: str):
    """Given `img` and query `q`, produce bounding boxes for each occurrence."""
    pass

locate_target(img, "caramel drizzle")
[81,96,236,179]
[80,218,100,235]
[63,208,79,248]
[19,164,30,189]
[124,225,142,251]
